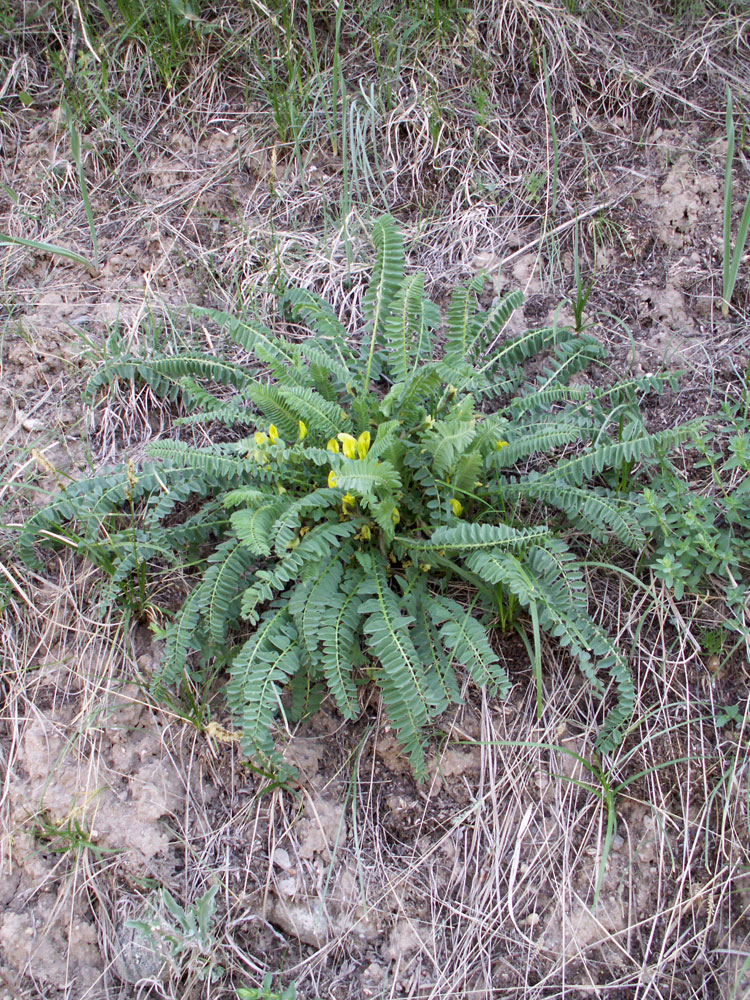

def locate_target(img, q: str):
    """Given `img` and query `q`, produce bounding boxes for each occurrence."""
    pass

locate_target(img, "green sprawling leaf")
[444,275,486,364]
[398,522,550,553]
[232,499,288,556]
[204,537,257,644]
[381,272,434,382]
[333,457,402,497]
[281,287,347,346]
[428,594,510,694]
[362,214,404,389]
[227,607,300,759]
[357,550,431,774]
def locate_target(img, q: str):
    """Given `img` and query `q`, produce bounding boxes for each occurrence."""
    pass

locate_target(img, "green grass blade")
[722,87,750,316]
[726,185,750,313]
[64,99,98,270]
[0,233,98,276]
[723,87,735,313]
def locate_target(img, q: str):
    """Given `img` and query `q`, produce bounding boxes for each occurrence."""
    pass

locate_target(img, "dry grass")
[1,0,749,997]
[5,571,747,997]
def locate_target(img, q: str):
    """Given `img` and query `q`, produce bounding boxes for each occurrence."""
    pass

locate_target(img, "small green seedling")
[237,975,299,1000]
[715,703,741,728]
[127,884,222,982]
[32,812,119,858]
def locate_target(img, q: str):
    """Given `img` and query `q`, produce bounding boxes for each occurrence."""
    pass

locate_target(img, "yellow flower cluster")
[251,421,309,462]
[327,431,371,460]
[328,431,372,516]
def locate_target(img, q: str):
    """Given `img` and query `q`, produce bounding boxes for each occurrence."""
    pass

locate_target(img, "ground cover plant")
[1,0,749,998]
[20,215,696,774]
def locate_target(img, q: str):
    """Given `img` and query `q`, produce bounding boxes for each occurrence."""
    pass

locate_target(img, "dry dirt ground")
[1,2,750,998]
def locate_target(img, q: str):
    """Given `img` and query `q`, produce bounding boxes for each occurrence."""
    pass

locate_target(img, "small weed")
[237,975,300,1000]
[636,385,750,630]
[522,171,545,205]
[99,0,208,90]
[127,884,222,983]
[587,213,631,258]
[471,85,491,129]
[699,625,727,658]
[31,812,119,859]
[715,703,741,728]
[542,47,560,273]
[63,99,98,271]
[730,954,750,1000]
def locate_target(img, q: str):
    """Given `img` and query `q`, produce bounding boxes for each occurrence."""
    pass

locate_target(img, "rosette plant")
[20,216,692,775]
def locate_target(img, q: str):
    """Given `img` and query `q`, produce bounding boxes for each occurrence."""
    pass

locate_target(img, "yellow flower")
[254,431,268,446]
[327,438,340,453]
[360,524,371,541]
[495,439,509,450]
[268,424,279,443]
[338,432,358,459]
[391,507,400,525]
[328,470,338,488]
[357,430,371,459]
[342,492,356,513]
[298,420,307,441]
[450,498,463,517]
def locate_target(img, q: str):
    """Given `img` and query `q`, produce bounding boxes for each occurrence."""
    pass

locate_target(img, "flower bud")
[338,433,358,459]
[357,430,371,459]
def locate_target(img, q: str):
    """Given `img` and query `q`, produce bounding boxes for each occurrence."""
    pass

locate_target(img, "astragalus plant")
[20,216,693,776]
